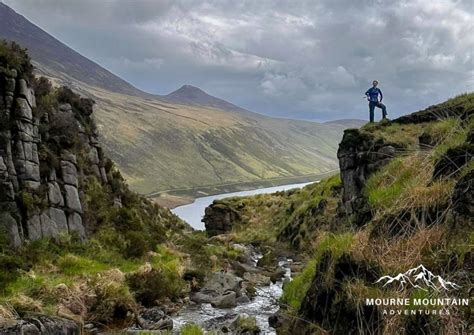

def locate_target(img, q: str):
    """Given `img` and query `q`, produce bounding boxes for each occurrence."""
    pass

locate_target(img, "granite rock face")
[0,68,112,246]
[337,128,396,226]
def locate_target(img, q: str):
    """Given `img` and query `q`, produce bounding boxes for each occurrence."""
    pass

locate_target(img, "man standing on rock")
[365,80,387,122]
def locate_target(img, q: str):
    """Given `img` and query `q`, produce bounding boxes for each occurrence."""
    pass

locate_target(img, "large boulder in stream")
[190,271,243,308]
[204,313,261,334]
[135,307,173,331]
[211,291,237,308]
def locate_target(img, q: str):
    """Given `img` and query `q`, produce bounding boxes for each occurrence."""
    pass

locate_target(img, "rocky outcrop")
[392,100,473,124]
[203,201,242,236]
[337,128,396,226]
[0,314,80,334]
[290,252,382,335]
[0,65,112,246]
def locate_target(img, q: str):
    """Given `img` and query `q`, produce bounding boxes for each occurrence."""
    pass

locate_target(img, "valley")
[0,2,362,197]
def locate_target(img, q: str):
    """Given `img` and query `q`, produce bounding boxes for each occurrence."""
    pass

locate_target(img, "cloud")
[3,0,473,121]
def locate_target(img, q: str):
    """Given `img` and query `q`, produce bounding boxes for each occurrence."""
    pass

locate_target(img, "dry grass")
[358,226,447,274]
[9,294,44,314]
[0,304,17,320]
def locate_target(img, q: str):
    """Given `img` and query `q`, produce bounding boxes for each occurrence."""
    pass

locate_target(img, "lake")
[172,181,316,230]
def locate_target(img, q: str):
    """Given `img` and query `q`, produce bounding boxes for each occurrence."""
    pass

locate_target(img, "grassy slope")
[35,63,358,195]
[210,93,474,334]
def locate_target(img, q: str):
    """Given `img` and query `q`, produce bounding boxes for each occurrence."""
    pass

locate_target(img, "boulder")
[211,291,237,308]
[0,315,80,334]
[208,313,260,334]
[203,272,242,296]
[236,295,250,304]
[136,307,173,331]
[243,272,271,286]
[191,272,243,305]
[203,202,241,236]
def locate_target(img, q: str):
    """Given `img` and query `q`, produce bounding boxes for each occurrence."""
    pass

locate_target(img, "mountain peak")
[171,85,209,97]
[164,84,250,114]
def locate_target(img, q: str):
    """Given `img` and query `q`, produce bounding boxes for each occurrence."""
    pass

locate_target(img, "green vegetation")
[180,324,205,335]
[365,155,454,215]
[281,232,354,310]
[0,40,33,78]
[216,173,343,249]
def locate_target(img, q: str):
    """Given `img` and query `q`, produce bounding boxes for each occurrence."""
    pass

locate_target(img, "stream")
[169,182,312,333]
[172,254,293,334]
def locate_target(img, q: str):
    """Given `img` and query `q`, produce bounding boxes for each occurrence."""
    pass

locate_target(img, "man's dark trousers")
[369,101,387,122]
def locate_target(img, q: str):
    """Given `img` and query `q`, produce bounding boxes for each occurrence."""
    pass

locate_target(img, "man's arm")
[378,88,383,102]
[365,88,370,100]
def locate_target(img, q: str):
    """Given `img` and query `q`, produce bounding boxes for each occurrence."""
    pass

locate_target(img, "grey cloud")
[3,0,473,121]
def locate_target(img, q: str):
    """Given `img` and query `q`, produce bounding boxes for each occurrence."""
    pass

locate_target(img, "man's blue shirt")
[365,87,383,102]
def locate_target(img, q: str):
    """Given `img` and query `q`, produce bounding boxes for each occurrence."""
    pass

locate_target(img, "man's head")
[372,80,379,87]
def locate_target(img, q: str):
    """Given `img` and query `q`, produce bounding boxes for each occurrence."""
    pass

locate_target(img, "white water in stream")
[173,257,292,334]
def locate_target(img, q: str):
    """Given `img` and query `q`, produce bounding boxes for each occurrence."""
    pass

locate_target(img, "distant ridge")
[0,2,147,97]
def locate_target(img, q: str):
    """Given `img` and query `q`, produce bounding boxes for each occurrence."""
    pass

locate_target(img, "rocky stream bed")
[123,246,293,335]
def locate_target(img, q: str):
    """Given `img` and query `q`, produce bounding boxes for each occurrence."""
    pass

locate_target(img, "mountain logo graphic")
[375,265,461,292]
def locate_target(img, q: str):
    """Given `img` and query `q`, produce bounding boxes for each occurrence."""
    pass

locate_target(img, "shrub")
[89,269,136,323]
[48,110,81,149]
[127,251,185,306]
[0,40,33,78]
[18,190,47,212]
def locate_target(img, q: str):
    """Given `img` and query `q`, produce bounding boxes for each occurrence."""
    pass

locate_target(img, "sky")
[3,0,473,121]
